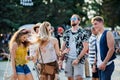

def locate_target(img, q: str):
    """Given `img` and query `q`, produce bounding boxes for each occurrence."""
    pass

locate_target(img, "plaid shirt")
[63,28,89,63]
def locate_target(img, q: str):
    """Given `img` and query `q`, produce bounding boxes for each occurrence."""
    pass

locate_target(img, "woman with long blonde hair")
[9,29,34,80]
[28,21,61,80]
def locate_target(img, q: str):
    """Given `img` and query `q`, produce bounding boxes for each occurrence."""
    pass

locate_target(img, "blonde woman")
[27,21,60,80]
[9,29,34,80]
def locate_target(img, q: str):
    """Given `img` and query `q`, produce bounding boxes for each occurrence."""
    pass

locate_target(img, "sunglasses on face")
[70,17,78,21]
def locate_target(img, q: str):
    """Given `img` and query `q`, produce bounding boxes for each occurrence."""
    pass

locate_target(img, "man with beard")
[61,14,89,80]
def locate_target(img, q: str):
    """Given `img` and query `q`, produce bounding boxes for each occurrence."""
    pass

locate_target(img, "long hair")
[39,21,51,45]
[9,29,30,50]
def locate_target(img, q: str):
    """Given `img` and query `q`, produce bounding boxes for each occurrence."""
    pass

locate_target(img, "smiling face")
[91,16,104,33]
[92,20,103,32]
[20,34,28,42]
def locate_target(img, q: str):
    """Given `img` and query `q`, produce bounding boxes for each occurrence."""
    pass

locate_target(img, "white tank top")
[39,40,57,63]
[96,34,103,67]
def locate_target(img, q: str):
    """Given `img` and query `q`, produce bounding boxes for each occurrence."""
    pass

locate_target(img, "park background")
[0,0,120,80]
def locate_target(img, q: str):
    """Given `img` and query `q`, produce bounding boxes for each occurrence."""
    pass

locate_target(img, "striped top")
[88,34,96,64]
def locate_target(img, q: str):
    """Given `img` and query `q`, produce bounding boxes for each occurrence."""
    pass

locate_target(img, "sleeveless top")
[96,30,116,67]
[39,39,57,64]
[99,30,116,61]
[15,46,28,66]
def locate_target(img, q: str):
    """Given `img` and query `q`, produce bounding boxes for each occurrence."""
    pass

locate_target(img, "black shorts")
[91,65,99,78]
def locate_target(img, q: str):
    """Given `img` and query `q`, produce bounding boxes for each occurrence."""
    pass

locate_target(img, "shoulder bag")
[39,48,55,75]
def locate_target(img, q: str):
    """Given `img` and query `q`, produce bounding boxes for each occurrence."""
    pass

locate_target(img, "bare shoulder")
[107,31,114,37]
[50,37,58,43]
[12,42,18,49]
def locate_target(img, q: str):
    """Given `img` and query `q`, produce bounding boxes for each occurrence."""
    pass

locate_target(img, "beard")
[71,23,77,26]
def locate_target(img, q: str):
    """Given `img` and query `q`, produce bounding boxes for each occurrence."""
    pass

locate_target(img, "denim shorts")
[16,64,31,75]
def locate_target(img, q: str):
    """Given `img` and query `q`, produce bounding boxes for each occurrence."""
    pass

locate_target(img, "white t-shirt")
[68,33,77,59]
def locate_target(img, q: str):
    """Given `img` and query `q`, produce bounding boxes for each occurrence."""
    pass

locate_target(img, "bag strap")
[39,48,44,63]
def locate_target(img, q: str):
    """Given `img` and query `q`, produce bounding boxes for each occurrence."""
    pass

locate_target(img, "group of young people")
[9,14,116,80]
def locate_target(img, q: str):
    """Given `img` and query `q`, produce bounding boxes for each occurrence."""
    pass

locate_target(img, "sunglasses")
[70,17,78,21]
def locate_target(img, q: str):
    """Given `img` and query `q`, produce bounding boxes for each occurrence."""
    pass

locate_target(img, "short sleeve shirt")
[63,27,89,63]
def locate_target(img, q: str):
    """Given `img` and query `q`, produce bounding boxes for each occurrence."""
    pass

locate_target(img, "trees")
[102,0,120,30]
[0,0,120,33]
[0,0,88,33]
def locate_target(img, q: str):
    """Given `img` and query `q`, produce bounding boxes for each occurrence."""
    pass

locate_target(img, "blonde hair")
[9,29,30,50]
[39,21,51,41]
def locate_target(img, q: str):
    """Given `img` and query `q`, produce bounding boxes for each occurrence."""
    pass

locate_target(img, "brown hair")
[91,16,104,23]
[9,29,30,49]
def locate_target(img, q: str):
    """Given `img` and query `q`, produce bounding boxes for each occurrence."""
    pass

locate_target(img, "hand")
[72,59,79,65]
[98,62,106,71]
[58,60,63,66]
[62,48,70,55]
[13,72,17,80]
[36,63,41,70]
[92,65,96,73]
[116,48,120,53]
[26,56,32,60]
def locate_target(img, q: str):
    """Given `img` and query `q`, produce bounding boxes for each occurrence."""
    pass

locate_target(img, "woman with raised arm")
[9,29,34,80]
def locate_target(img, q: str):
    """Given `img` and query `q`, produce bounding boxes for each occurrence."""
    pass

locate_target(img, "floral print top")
[63,27,89,63]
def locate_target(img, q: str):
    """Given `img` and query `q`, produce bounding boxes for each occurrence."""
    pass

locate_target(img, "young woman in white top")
[27,21,60,80]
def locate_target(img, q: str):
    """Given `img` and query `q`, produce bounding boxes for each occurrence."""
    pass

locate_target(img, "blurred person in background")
[88,27,99,80]
[0,48,9,60]
[56,27,65,71]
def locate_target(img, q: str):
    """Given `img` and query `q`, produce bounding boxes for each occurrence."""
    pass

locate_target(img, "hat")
[58,27,64,33]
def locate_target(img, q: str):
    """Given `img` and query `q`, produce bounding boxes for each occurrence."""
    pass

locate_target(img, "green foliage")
[102,0,120,30]
[0,0,88,31]
[2,0,119,33]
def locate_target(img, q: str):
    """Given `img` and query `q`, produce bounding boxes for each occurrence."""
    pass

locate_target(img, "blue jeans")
[16,64,31,75]
[98,62,114,80]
